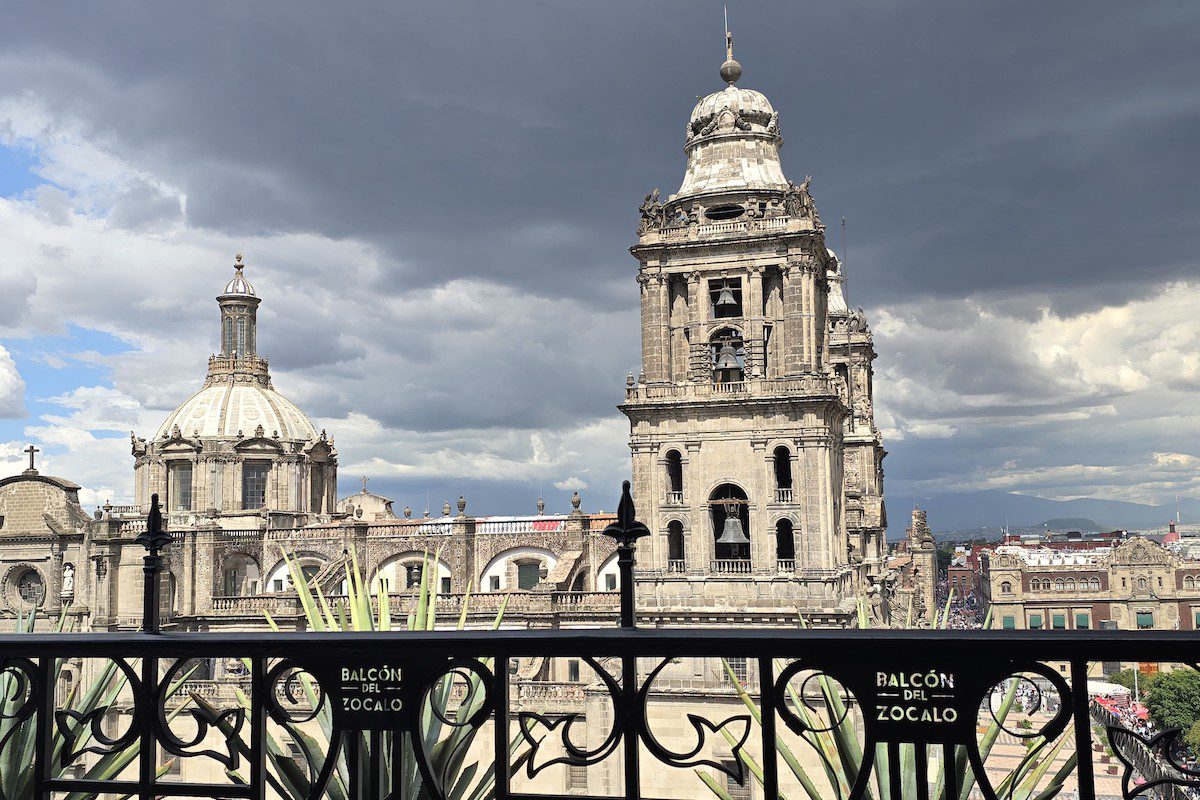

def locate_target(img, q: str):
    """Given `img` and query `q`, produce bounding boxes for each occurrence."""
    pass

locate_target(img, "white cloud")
[0,346,25,417]
[554,476,589,492]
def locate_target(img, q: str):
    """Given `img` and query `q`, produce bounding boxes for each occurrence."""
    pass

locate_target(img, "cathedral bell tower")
[621,38,886,624]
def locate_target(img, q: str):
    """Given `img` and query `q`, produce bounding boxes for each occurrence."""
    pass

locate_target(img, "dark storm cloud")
[3,1,1199,511]
[2,2,1194,308]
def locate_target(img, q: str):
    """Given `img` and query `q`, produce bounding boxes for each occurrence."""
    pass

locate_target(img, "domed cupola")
[676,31,787,201]
[132,255,338,520]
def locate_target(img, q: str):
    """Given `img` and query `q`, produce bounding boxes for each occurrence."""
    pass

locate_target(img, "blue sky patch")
[0,143,42,199]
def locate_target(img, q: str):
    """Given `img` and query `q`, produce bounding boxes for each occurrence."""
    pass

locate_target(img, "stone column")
[637,272,664,383]
[750,439,770,573]
[685,442,706,571]
[746,267,765,378]
[687,271,706,381]
[782,263,804,375]
[656,272,670,383]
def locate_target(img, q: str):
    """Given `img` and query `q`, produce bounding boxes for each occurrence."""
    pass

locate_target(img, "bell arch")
[709,328,745,384]
[667,519,686,563]
[709,482,750,561]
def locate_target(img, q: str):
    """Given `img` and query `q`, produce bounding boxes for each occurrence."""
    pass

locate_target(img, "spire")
[720,5,742,85]
[209,253,269,387]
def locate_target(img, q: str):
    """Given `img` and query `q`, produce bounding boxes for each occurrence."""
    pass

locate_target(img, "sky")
[0,2,1198,518]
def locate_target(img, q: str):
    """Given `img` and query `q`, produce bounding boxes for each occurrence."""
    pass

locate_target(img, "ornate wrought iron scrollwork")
[409,656,495,800]
[637,657,752,783]
[518,656,622,777]
[155,658,245,769]
[969,663,1072,800]
[1109,726,1200,800]
[54,657,142,768]
[264,659,342,800]
[0,657,38,800]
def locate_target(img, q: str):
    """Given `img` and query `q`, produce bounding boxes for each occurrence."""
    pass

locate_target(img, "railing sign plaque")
[296,656,492,731]
[871,668,960,736]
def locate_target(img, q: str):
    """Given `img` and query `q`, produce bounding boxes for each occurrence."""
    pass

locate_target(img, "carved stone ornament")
[637,188,665,235]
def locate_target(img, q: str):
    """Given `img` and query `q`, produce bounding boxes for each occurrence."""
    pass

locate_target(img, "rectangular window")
[567,763,587,794]
[517,562,540,590]
[727,656,749,684]
[722,760,751,800]
[1052,614,1066,630]
[604,574,617,591]
[489,575,500,592]
[1136,611,1154,629]
[440,577,452,594]
[1194,610,1200,629]
[1028,614,1043,630]
[1002,616,1016,630]
[1076,613,1090,629]
[568,659,581,683]
[242,461,270,509]
[224,569,238,597]
[272,579,284,592]
[167,461,193,511]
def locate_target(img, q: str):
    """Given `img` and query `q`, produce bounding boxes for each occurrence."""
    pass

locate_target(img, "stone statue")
[766,111,780,136]
[783,176,817,219]
[60,563,74,600]
[847,307,868,332]
[853,394,873,422]
[637,188,665,235]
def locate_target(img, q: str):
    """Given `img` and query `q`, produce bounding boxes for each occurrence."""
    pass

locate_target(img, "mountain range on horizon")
[892,489,1198,536]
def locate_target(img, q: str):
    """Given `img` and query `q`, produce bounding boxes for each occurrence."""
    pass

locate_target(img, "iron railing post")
[135,493,172,634]
[602,481,650,630]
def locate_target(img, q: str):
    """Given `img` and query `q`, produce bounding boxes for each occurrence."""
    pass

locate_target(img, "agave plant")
[699,599,1078,800]
[193,548,533,800]
[0,610,186,800]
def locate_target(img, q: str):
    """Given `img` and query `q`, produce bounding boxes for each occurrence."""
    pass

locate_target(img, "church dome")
[155,382,318,441]
[221,254,256,297]
[678,83,787,199]
[688,85,776,132]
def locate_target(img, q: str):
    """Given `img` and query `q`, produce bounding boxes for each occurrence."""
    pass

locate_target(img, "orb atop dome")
[720,57,742,85]
[221,253,256,298]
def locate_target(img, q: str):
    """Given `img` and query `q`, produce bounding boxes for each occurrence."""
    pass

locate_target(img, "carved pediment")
[234,436,284,454]
[1112,536,1172,566]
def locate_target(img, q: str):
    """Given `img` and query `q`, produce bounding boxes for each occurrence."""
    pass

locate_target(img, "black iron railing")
[0,489,1197,800]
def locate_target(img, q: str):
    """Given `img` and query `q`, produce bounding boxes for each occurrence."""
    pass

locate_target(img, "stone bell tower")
[620,36,886,624]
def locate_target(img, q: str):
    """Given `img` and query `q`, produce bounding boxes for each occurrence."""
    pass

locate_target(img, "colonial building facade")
[981,536,1200,631]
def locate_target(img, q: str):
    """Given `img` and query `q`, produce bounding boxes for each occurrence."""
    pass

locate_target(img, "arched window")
[710,329,745,384]
[667,521,685,566]
[775,519,795,564]
[1138,577,1147,590]
[236,317,246,357]
[710,483,750,562]
[1000,581,1012,594]
[665,450,683,500]
[1066,579,1076,592]
[773,446,793,491]
[222,554,261,596]
[1091,578,1101,591]
[1186,576,1195,590]
[1054,579,1063,592]
[224,317,233,355]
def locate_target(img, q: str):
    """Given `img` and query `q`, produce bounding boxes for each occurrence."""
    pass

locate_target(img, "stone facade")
[621,51,888,624]
[981,536,1200,631]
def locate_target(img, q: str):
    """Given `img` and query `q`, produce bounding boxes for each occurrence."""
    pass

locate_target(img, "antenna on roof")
[724,5,732,60]
[841,216,849,307]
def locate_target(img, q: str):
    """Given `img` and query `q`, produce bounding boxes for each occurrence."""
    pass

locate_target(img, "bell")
[714,342,740,371]
[715,283,737,307]
[716,516,750,546]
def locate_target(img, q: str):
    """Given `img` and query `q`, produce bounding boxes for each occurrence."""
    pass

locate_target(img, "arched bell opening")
[775,518,795,562]
[710,328,745,384]
[773,446,792,490]
[709,483,750,561]
[665,449,684,499]
[667,520,686,568]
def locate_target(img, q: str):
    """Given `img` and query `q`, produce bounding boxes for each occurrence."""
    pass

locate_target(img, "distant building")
[981,536,1200,630]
